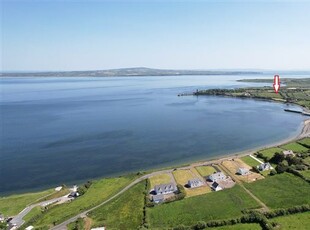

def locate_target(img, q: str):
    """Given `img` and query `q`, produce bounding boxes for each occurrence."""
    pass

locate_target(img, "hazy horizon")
[2,0,310,71]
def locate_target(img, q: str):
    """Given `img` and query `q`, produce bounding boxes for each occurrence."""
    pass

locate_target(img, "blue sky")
[1,0,310,71]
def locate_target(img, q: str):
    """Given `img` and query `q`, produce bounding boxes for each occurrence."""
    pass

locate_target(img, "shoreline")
[2,118,309,197]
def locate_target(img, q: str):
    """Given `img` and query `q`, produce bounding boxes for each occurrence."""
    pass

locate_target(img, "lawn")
[147,185,261,228]
[211,223,262,230]
[149,173,172,188]
[173,169,211,197]
[303,157,310,165]
[271,212,310,230]
[89,181,145,230]
[258,147,284,159]
[297,137,310,148]
[28,175,137,229]
[195,166,217,177]
[244,173,310,209]
[240,156,261,168]
[280,142,309,153]
[0,189,54,216]
[24,206,43,222]
[173,169,195,186]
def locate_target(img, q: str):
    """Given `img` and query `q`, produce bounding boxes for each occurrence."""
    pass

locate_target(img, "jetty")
[284,109,310,116]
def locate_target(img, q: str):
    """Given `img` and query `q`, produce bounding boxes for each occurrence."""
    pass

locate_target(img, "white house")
[207,172,226,182]
[188,178,203,188]
[211,182,223,191]
[237,168,250,175]
[258,163,272,171]
[154,183,177,195]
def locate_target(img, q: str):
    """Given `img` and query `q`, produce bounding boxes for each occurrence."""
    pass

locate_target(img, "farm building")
[237,168,250,175]
[257,163,272,171]
[152,194,165,203]
[154,183,177,195]
[188,178,203,188]
[207,172,226,182]
[211,182,223,191]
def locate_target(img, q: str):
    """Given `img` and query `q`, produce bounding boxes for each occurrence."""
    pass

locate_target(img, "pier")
[284,109,310,116]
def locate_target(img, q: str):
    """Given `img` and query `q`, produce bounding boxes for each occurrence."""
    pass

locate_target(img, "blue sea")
[0,75,305,194]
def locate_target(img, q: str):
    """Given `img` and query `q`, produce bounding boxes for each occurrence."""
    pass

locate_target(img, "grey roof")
[153,194,164,202]
[207,172,226,181]
[188,178,202,184]
[258,163,271,171]
[154,183,176,194]
[237,168,249,175]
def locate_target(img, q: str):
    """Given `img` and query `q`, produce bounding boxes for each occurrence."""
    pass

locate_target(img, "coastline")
[2,118,309,197]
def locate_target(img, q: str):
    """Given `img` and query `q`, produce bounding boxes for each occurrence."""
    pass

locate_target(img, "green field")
[149,173,172,188]
[280,142,309,153]
[244,173,310,209]
[195,166,217,177]
[89,181,145,230]
[147,185,260,228]
[298,137,310,148]
[240,156,261,167]
[24,206,42,222]
[211,223,262,230]
[258,147,284,159]
[300,170,310,179]
[271,212,310,230]
[0,189,54,216]
[28,175,137,229]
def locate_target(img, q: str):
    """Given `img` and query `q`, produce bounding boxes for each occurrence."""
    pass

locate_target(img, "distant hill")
[0,67,263,77]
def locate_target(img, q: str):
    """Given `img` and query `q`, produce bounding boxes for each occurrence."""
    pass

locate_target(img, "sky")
[1,0,310,71]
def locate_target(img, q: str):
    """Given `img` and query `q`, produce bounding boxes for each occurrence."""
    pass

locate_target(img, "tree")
[276,161,289,173]
[270,152,285,164]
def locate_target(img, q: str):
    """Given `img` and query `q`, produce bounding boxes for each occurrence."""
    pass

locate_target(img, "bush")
[194,221,207,229]
[269,169,277,176]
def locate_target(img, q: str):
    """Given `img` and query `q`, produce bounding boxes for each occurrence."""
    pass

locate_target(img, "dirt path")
[219,164,269,212]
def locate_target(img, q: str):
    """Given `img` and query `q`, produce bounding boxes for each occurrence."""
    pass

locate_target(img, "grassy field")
[147,185,260,228]
[244,173,310,209]
[240,156,261,168]
[28,175,137,229]
[23,206,42,223]
[89,181,145,230]
[211,223,262,230]
[0,189,54,216]
[272,212,310,230]
[297,137,310,148]
[280,142,309,153]
[258,147,284,159]
[173,169,195,186]
[195,166,217,177]
[67,217,84,230]
[149,173,172,188]
[300,170,310,179]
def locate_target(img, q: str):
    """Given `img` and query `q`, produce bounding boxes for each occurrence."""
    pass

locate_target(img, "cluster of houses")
[151,169,234,203]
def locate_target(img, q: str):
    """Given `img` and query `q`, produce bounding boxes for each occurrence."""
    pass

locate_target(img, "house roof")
[258,163,271,170]
[188,178,202,185]
[283,150,294,155]
[208,172,225,180]
[212,182,220,188]
[238,168,249,174]
[154,183,176,192]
